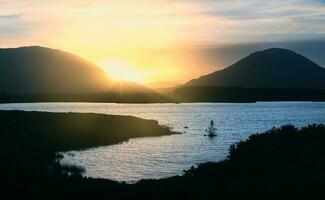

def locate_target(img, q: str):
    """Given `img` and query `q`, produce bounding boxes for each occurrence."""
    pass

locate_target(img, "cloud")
[194,39,325,68]
[0,14,31,40]
[0,0,324,54]
[0,0,324,82]
[0,14,21,19]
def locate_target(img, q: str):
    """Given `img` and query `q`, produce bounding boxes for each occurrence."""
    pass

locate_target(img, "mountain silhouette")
[0,46,171,103]
[0,46,111,94]
[186,48,325,89]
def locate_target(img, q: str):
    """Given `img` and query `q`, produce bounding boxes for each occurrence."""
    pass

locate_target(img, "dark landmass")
[186,48,325,89]
[172,86,325,102]
[0,110,176,198]
[0,46,161,97]
[0,91,173,103]
[1,111,324,199]
[0,46,174,103]
[0,46,111,94]
[175,49,325,102]
[0,110,175,151]
[151,124,325,199]
[2,86,325,103]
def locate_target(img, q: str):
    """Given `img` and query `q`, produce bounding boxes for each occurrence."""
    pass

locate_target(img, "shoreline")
[51,124,325,199]
[2,87,325,103]
[1,110,325,198]
[0,110,178,151]
[1,100,325,107]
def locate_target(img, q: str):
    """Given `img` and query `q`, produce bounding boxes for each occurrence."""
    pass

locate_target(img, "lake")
[1,102,325,182]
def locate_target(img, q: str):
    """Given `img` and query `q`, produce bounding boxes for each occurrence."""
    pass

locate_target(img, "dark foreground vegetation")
[0,111,175,198]
[1,111,325,199]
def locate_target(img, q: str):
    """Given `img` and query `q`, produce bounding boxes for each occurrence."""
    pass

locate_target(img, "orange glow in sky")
[1,0,324,84]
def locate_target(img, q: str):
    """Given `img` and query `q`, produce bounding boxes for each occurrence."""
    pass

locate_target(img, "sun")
[100,60,145,83]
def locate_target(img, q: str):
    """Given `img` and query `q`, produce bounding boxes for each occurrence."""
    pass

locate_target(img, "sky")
[1,0,325,84]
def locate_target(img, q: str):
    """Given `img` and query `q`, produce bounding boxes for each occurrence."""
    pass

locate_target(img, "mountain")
[0,46,172,103]
[0,46,111,94]
[185,48,325,89]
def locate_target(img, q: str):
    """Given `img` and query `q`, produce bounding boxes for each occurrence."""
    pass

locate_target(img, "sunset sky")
[1,0,325,84]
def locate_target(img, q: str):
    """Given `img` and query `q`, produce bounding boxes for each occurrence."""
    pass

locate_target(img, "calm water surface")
[1,102,325,182]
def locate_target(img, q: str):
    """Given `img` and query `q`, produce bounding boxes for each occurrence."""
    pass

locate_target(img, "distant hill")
[0,46,111,94]
[0,46,174,103]
[172,86,325,102]
[145,81,179,89]
[172,48,325,102]
[186,48,325,89]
